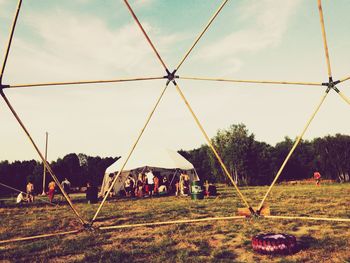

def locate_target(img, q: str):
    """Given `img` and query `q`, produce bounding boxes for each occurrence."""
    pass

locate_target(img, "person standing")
[153,175,159,196]
[26,181,35,203]
[48,180,56,203]
[61,178,71,197]
[146,169,155,197]
[313,171,321,186]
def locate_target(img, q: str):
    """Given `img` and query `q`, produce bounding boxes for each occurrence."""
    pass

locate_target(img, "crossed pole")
[0,0,349,244]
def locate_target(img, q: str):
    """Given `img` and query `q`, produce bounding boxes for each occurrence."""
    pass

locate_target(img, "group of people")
[122,169,191,198]
[16,178,71,204]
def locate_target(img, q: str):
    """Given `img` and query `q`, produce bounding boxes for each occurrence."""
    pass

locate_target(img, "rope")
[173,82,253,211]
[0,91,86,226]
[0,0,22,82]
[318,0,333,79]
[0,182,55,206]
[265,215,350,223]
[91,84,169,223]
[8,76,164,89]
[176,0,229,72]
[338,91,350,105]
[180,76,322,87]
[123,0,168,72]
[257,90,329,212]
[0,229,80,245]
[99,215,246,231]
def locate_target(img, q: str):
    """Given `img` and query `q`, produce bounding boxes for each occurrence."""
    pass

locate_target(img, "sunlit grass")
[0,183,349,262]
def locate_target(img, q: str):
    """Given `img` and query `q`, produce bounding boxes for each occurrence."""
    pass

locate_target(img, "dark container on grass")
[191,181,204,200]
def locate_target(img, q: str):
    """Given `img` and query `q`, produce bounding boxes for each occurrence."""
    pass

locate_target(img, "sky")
[0,0,349,162]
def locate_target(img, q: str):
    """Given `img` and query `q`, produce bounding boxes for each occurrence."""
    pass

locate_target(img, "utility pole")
[41,132,48,195]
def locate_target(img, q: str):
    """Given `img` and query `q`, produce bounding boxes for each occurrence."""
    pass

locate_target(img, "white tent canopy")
[106,148,195,173]
[100,148,199,198]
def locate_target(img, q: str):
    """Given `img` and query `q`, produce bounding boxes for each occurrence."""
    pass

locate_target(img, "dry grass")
[0,184,349,262]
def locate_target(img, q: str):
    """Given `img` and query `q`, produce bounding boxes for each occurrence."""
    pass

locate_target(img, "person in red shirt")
[313,171,321,186]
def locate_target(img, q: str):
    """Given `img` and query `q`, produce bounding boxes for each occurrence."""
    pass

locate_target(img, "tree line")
[0,154,117,196]
[0,123,349,196]
[179,124,350,186]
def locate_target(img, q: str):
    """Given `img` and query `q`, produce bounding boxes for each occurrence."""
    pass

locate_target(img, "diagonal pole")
[337,91,350,105]
[180,76,323,87]
[339,75,350,84]
[123,0,169,72]
[317,0,333,80]
[7,76,164,89]
[172,81,253,212]
[91,83,170,223]
[176,0,229,72]
[0,0,22,83]
[257,89,330,213]
[0,90,87,226]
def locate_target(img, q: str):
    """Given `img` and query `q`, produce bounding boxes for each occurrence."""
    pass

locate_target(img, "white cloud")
[4,8,177,84]
[194,0,302,73]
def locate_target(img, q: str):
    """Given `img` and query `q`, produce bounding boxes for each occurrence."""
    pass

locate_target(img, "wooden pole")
[257,90,329,213]
[0,90,86,225]
[123,0,168,72]
[8,76,164,89]
[180,76,322,87]
[173,82,253,212]
[317,0,333,79]
[42,132,48,195]
[91,84,169,223]
[0,0,22,82]
[176,0,229,71]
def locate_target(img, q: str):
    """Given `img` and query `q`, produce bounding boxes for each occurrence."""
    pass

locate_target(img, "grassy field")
[0,183,349,262]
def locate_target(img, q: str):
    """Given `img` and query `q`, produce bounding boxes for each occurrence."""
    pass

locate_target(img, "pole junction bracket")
[164,69,179,85]
[322,77,340,93]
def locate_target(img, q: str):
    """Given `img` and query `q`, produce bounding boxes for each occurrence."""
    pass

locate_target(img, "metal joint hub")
[322,77,340,93]
[164,69,178,84]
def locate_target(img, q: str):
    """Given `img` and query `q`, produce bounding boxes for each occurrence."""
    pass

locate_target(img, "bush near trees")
[0,123,349,196]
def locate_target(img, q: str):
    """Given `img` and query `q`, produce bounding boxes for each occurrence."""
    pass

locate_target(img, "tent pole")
[91,84,169,223]
[42,132,48,195]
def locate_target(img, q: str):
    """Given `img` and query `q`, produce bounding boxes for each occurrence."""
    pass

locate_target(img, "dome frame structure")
[0,0,349,244]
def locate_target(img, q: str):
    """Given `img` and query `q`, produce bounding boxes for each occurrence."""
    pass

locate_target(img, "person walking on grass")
[48,180,56,203]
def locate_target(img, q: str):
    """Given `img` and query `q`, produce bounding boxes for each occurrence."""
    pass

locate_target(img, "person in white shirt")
[16,192,27,204]
[146,169,155,197]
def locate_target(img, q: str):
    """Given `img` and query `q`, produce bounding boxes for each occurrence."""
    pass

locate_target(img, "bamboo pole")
[0,182,55,206]
[265,215,350,223]
[91,84,169,223]
[8,76,164,89]
[338,91,350,105]
[99,216,246,231]
[0,229,80,245]
[317,0,333,79]
[180,76,323,87]
[257,90,330,213]
[173,82,253,211]
[0,90,86,226]
[0,0,22,82]
[176,0,229,72]
[123,0,168,72]
[42,132,48,195]
[339,75,350,84]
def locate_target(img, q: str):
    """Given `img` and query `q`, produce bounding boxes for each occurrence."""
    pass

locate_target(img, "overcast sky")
[0,0,349,162]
